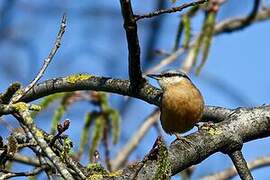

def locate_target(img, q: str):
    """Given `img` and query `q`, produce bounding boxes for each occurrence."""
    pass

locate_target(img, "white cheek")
[158,77,183,88]
[169,77,183,83]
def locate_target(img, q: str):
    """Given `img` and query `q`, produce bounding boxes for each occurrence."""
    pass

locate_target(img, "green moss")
[35,130,44,138]
[12,102,28,112]
[145,88,154,95]
[87,163,108,176]
[29,104,41,111]
[154,141,171,180]
[88,174,103,180]
[201,125,222,135]
[61,137,73,159]
[108,170,122,177]
[66,74,93,84]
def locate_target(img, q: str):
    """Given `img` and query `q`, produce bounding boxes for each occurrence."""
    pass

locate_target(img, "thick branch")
[119,106,270,179]
[201,106,232,122]
[20,75,162,106]
[8,75,270,179]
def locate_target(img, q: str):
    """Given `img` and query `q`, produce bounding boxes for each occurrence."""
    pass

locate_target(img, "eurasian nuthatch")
[147,70,204,136]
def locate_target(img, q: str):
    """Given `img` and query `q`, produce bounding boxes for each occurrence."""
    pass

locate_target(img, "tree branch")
[20,74,162,106]
[111,109,160,170]
[119,0,144,90]
[214,3,270,35]
[13,111,73,179]
[228,150,253,180]
[148,6,270,74]
[203,156,270,180]
[10,14,67,104]
[118,105,270,179]
[134,0,208,21]
[0,166,47,179]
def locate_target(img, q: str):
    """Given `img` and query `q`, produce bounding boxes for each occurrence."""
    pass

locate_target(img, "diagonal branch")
[214,3,270,35]
[13,110,73,179]
[134,0,208,21]
[202,156,270,180]
[111,109,160,170]
[228,150,253,180]
[147,6,270,74]
[9,14,67,104]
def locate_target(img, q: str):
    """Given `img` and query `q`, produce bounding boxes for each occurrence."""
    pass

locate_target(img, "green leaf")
[79,112,99,155]
[182,15,191,49]
[31,93,65,118]
[109,109,121,144]
[196,11,216,75]
[89,115,105,162]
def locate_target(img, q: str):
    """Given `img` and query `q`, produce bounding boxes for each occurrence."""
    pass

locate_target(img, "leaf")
[108,109,121,144]
[79,112,98,155]
[89,115,105,162]
[196,11,216,75]
[31,93,65,118]
[182,14,191,49]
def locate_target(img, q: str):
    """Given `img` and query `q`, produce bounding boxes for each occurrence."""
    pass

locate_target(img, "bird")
[147,70,204,139]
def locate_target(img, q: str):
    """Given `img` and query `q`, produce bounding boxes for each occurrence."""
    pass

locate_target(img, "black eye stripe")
[162,73,187,78]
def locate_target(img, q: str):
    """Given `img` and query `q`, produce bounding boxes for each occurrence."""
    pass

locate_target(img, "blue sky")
[0,0,270,179]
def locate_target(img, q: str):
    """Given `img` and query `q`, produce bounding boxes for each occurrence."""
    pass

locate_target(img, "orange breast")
[160,80,204,134]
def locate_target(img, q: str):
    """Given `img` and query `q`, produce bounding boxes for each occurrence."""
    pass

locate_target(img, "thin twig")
[13,111,73,179]
[11,153,40,166]
[0,83,21,104]
[148,6,270,74]
[9,14,67,104]
[214,4,270,35]
[0,165,47,179]
[111,109,160,170]
[145,47,185,74]
[228,150,253,180]
[134,0,208,21]
[143,0,166,65]
[215,0,261,34]
[202,156,270,180]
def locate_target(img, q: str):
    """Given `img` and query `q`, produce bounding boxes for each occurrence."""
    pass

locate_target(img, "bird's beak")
[146,74,161,80]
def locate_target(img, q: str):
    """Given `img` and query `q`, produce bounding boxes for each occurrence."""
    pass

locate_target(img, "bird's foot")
[171,134,193,146]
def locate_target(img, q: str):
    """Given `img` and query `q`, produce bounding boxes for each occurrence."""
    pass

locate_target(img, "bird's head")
[147,70,191,89]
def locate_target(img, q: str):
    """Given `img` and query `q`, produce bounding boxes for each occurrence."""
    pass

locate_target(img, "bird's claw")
[171,134,193,146]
